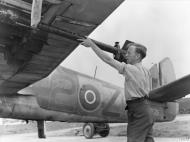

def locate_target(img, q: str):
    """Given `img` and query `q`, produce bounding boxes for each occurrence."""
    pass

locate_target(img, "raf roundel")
[84,90,96,104]
[79,85,101,112]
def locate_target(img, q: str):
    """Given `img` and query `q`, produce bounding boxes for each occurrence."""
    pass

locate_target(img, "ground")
[1,115,190,142]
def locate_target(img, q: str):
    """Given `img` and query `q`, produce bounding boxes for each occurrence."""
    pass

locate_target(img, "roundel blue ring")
[79,85,101,112]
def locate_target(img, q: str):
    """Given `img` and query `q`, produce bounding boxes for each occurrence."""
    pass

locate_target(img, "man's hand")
[78,38,96,48]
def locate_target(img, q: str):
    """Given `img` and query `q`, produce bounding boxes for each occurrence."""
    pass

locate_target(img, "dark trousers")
[127,99,154,142]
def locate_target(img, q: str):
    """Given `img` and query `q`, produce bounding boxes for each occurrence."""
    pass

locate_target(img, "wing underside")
[149,74,190,102]
[0,0,124,95]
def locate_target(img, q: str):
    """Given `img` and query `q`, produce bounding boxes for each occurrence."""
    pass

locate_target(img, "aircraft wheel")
[83,123,95,139]
[99,129,109,137]
[98,123,110,137]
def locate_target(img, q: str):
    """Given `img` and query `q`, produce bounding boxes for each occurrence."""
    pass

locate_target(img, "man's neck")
[134,62,142,66]
[131,60,142,65]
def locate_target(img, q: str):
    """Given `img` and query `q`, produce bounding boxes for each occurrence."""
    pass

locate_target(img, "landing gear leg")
[37,120,46,138]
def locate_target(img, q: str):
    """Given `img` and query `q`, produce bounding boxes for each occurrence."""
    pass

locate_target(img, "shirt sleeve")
[118,63,135,78]
[118,62,126,74]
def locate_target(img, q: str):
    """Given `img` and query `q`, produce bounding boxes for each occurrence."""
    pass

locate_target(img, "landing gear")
[37,120,46,138]
[83,123,95,139]
[83,123,110,139]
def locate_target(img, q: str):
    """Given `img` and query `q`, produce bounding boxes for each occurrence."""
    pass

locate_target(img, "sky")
[61,0,190,87]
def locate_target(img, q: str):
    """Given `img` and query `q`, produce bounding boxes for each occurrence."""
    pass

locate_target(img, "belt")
[126,96,148,104]
[125,96,149,110]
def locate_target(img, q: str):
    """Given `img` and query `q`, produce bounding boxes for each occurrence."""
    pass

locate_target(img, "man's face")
[124,45,139,65]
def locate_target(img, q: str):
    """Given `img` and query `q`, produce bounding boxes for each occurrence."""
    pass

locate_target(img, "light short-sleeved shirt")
[118,62,152,101]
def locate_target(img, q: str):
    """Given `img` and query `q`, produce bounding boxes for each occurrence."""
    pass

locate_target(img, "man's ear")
[136,53,140,59]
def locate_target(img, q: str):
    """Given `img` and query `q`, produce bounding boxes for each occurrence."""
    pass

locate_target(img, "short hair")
[122,40,134,51]
[133,43,147,59]
[123,41,147,60]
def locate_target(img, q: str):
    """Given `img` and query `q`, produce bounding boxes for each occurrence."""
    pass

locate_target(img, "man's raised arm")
[79,38,122,71]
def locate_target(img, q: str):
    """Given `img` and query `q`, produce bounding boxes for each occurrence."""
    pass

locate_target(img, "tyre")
[99,130,109,137]
[83,123,95,139]
[97,123,110,137]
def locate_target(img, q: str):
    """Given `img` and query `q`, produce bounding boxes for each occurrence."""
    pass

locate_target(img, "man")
[79,37,154,142]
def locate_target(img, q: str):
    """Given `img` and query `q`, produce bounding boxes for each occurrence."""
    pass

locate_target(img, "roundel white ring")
[79,85,101,112]
[84,90,96,104]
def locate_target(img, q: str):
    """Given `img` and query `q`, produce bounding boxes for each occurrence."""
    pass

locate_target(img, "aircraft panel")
[159,58,176,85]
[149,64,160,89]
[76,71,126,122]
[35,66,79,114]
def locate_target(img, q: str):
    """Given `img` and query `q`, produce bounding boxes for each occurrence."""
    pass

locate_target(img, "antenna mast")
[93,66,98,79]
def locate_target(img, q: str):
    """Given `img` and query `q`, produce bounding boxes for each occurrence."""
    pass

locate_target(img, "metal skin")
[0,66,178,123]
[0,0,125,95]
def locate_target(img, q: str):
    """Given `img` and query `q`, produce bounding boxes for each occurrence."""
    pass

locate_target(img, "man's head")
[123,42,147,65]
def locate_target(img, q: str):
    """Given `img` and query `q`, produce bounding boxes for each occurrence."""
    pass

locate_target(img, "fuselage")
[0,66,178,123]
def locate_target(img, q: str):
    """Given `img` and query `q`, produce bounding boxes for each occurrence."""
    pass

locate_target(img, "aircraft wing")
[0,0,124,95]
[149,74,190,102]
